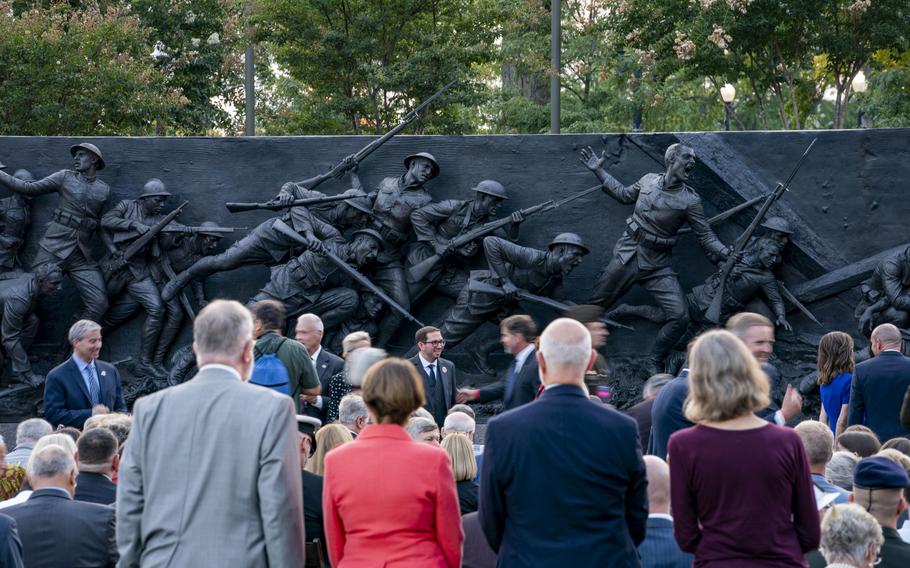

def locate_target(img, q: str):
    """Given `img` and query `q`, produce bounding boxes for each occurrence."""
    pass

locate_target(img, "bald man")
[847,323,910,441]
[637,456,693,568]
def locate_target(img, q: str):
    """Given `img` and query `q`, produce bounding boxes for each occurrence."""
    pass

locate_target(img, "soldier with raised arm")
[0,168,35,279]
[579,143,732,370]
[0,143,110,320]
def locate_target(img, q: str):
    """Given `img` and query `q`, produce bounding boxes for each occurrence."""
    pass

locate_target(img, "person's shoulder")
[321,349,343,364]
[94,359,119,375]
[0,512,13,530]
[439,357,456,369]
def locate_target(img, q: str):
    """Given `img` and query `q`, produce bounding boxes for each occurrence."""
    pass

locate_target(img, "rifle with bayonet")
[704,138,817,323]
[289,80,457,191]
[113,225,247,244]
[467,279,635,331]
[407,183,604,282]
[104,201,188,272]
[272,219,424,327]
[225,193,355,214]
[157,255,196,321]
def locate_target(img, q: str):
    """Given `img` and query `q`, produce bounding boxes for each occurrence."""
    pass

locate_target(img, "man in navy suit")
[408,325,457,425]
[479,318,648,567]
[296,313,345,423]
[43,320,126,428]
[75,427,119,506]
[0,513,24,568]
[457,315,540,413]
[848,323,910,441]
[637,456,693,568]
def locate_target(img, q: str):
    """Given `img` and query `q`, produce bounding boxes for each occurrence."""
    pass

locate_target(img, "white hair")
[297,313,324,332]
[27,444,76,479]
[16,418,53,445]
[345,347,387,387]
[820,504,883,566]
[193,300,253,359]
[68,319,101,343]
[539,318,592,368]
[338,394,368,424]
[443,411,475,434]
[405,417,439,440]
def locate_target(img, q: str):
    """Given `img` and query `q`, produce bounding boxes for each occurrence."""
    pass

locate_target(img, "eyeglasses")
[421,340,446,346]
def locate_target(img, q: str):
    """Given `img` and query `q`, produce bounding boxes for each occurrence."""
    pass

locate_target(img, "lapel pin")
[441,367,447,374]
[100,371,106,377]
[321,364,327,369]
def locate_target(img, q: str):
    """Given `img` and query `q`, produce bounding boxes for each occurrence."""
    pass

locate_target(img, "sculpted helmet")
[548,232,589,255]
[140,179,171,199]
[403,152,440,179]
[352,228,384,246]
[471,180,508,200]
[341,189,373,214]
[760,217,793,235]
[198,221,226,239]
[70,142,106,170]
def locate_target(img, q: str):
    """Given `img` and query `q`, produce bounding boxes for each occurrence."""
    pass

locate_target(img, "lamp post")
[720,83,736,131]
[852,70,867,128]
[151,42,170,136]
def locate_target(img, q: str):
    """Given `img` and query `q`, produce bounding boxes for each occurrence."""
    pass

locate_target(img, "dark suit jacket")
[625,398,654,451]
[75,472,116,506]
[637,516,693,568]
[848,350,910,441]
[0,514,23,568]
[462,512,497,568]
[648,370,692,459]
[480,385,648,567]
[902,383,910,430]
[880,527,910,568]
[408,355,457,425]
[477,347,540,412]
[302,470,328,565]
[4,488,117,568]
[304,347,345,423]
[43,357,126,428]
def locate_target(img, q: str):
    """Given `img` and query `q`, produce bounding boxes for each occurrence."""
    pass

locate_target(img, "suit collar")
[65,356,93,404]
[311,345,322,362]
[358,423,413,442]
[196,364,242,381]
[877,350,904,358]
[538,384,586,399]
[29,487,73,500]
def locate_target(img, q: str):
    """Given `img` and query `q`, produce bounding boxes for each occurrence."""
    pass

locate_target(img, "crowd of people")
[0,300,909,567]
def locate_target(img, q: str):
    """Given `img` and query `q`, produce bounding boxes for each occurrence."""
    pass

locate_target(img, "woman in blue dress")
[817,331,855,438]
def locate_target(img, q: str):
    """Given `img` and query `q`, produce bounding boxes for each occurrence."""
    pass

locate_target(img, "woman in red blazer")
[323,357,463,568]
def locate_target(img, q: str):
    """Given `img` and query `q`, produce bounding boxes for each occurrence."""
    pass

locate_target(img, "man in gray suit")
[409,325,457,426]
[117,300,305,567]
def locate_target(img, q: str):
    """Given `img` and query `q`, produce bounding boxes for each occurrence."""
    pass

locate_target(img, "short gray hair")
[346,347,387,387]
[827,451,860,491]
[405,416,439,440]
[539,318,592,369]
[297,313,324,332]
[16,418,53,445]
[68,319,101,344]
[795,420,834,466]
[27,444,76,479]
[193,300,253,359]
[820,503,883,565]
[443,411,475,434]
[338,394,368,424]
[447,404,475,420]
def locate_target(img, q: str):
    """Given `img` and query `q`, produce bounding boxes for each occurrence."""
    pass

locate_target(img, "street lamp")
[852,70,868,128]
[720,83,736,131]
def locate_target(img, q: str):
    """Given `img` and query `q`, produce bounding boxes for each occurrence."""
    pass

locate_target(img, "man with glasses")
[408,326,457,426]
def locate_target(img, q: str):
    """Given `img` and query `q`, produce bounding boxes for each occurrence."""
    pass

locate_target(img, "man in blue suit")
[44,320,126,428]
[479,318,648,567]
[637,456,693,568]
[848,323,910,441]
[0,513,24,568]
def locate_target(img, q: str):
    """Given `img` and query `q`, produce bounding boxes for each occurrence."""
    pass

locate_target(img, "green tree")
[0,1,183,135]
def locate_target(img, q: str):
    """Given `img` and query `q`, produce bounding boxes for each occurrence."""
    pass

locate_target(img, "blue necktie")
[85,364,101,406]
[503,359,518,402]
[427,363,437,385]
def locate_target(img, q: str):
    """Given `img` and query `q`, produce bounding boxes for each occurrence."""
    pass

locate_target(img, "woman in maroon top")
[668,329,820,567]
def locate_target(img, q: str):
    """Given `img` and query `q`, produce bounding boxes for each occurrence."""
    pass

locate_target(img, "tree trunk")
[502,62,550,105]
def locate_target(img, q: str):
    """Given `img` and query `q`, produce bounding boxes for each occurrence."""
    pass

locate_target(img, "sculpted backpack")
[250,337,291,396]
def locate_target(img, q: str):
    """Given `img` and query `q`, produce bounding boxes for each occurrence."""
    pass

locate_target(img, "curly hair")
[817,331,855,386]
[820,503,882,566]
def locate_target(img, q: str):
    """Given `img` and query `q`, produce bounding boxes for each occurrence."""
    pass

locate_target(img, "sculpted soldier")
[856,245,910,333]
[0,168,34,278]
[160,198,345,302]
[0,264,63,386]
[275,171,374,233]
[0,143,110,320]
[248,229,383,330]
[365,152,438,346]
[150,222,225,370]
[99,179,172,377]
[609,238,791,331]
[438,233,589,350]
[579,143,732,369]
[406,179,524,298]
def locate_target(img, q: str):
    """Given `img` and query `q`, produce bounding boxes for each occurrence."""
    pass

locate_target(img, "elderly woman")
[323,357,463,568]
[326,342,385,424]
[406,417,440,445]
[827,451,860,492]
[441,433,478,515]
[305,424,353,476]
[668,329,819,566]
[819,504,883,568]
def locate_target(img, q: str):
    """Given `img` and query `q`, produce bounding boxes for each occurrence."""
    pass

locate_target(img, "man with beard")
[0,144,110,321]
[406,179,524,299]
[248,229,384,331]
[99,179,173,377]
[579,143,733,370]
[437,233,589,351]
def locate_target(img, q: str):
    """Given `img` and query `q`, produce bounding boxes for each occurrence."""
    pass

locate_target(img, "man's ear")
[536,350,547,376]
[112,453,121,473]
[586,349,597,372]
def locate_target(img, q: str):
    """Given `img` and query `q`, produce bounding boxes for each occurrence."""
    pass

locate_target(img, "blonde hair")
[305,424,353,476]
[685,329,770,423]
[441,433,477,482]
